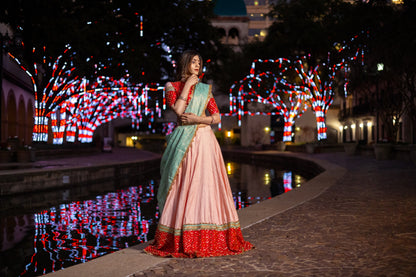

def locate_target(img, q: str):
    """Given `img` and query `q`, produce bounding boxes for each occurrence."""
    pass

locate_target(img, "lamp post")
[375,63,384,143]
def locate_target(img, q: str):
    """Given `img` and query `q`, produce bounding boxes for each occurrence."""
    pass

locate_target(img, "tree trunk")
[32,116,49,142]
[283,119,294,142]
[314,109,327,141]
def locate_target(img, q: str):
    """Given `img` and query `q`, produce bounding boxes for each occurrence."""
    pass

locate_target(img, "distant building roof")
[213,0,247,17]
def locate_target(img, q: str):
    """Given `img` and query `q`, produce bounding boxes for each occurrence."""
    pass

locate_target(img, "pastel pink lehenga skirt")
[144,125,253,257]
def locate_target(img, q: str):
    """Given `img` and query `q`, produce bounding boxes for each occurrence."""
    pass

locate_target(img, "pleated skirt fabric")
[144,125,253,258]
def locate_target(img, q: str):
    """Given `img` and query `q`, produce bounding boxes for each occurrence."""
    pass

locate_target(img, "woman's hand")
[180,113,199,125]
[184,74,199,88]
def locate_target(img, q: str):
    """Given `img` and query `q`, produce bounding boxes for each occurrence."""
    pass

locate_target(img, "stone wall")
[0,158,161,196]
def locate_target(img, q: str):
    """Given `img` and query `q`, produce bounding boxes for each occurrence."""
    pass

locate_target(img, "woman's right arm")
[168,75,199,116]
[169,86,188,116]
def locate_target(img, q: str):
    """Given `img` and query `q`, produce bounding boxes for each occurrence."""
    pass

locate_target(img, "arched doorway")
[18,97,26,144]
[27,100,34,144]
[7,91,17,139]
[218,28,227,44]
[228,28,240,45]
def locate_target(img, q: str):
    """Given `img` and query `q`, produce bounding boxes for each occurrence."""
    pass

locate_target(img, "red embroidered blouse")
[165,81,219,115]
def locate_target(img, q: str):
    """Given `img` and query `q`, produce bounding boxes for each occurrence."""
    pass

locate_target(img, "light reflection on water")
[12,184,159,277]
[0,161,307,277]
[226,161,306,210]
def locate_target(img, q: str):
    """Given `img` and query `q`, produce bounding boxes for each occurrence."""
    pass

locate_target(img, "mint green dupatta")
[158,82,211,214]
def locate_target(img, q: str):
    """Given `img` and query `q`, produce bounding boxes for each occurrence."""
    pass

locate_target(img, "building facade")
[244,0,277,41]
[338,86,415,144]
[1,53,34,148]
[211,0,250,51]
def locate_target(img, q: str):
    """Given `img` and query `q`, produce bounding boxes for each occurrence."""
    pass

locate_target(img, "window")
[229,28,239,39]
[249,13,265,21]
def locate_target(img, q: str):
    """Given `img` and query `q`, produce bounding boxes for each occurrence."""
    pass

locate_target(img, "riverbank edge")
[46,150,346,277]
[0,156,161,196]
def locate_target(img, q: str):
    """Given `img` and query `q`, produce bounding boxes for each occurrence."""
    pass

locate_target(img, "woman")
[144,50,253,258]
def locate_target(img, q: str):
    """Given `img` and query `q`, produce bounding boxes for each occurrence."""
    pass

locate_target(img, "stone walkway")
[130,153,416,276]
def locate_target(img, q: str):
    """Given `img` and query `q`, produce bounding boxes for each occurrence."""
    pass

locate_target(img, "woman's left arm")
[179,95,221,125]
[179,113,220,125]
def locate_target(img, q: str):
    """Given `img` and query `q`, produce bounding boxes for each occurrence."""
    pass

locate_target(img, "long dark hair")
[176,50,203,81]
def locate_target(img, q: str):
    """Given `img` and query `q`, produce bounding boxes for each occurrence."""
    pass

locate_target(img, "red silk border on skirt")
[144,227,253,258]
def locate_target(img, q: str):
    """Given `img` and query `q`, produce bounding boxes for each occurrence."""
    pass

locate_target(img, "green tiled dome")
[213,0,247,16]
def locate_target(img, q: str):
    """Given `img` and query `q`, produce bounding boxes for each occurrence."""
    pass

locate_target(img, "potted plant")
[343,141,358,156]
[410,146,416,167]
[17,145,36,163]
[0,145,11,163]
[373,141,393,160]
[275,141,286,151]
[305,142,317,154]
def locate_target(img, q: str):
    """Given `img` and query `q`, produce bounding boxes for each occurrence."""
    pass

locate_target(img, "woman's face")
[188,55,201,76]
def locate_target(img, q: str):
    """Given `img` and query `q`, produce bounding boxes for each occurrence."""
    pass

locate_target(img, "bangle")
[178,95,187,101]
[210,116,214,124]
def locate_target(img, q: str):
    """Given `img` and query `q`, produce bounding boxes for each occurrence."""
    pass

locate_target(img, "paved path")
[130,153,416,277]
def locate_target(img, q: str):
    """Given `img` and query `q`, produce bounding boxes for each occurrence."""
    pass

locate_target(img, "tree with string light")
[227,58,310,142]
[291,55,338,141]
[63,78,164,144]
[228,44,364,142]
[9,47,82,142]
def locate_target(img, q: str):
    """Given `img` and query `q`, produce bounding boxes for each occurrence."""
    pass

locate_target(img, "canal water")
[0,160,308,277]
